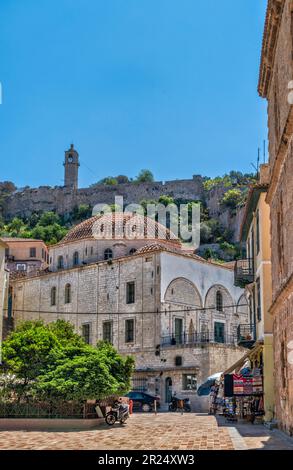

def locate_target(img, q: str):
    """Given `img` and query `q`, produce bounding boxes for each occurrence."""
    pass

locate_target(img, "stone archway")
[164,277,202,307]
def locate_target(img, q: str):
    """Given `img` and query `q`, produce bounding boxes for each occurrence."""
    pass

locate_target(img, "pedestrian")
[129,399,133,415]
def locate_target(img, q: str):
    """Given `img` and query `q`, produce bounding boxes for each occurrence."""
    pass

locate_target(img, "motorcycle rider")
[116,398,130,421]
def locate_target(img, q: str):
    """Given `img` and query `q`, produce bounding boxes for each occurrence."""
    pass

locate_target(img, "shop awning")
[223,342,263,375]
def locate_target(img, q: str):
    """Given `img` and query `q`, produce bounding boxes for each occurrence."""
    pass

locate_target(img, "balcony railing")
[237,324,255,349]
[161,332,237,348]
[234,258,254,287]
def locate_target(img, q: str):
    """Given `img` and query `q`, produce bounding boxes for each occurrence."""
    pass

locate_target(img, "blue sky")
[0,0,268,188]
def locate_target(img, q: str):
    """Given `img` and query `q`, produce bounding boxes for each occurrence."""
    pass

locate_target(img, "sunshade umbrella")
[197,372,223,396]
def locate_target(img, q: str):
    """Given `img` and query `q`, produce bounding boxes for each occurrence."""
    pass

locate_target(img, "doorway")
[174,318,183,344]
[165,377,173,403]
[214,322,225,343]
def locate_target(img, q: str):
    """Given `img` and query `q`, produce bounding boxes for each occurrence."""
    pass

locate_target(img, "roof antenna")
[263,140,266,163]
[250,148,260,178]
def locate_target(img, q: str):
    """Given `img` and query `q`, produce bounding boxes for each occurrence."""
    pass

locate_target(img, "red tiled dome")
[59,212,181,246]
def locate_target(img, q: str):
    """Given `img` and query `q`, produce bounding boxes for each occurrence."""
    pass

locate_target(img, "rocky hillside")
[0,171,255,262]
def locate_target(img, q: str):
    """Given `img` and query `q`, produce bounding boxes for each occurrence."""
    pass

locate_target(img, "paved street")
[0,413,293,450]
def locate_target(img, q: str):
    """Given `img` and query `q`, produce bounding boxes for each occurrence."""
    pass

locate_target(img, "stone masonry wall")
[11,250,248,410]
[262,0,293,435]
[273,293,293,435]
[3,177,204,220]
[267,0,293,169]
[2,175,243,241]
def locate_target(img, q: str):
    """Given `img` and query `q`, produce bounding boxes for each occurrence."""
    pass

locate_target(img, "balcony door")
[174,318,183,344]
[214,322,225,343]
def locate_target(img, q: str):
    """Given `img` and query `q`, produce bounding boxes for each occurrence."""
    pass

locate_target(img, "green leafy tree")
[158,195,175,206]
[203,247,215,260]
[116,175,129,184]
[200,222,213,244]
[97,177,118,186]
[6,218,26,236]
[38,211,61,226]
[27,213,41,229]
[1,320,134,402]
[30,223,67,245]
[220,241,237,258]
[135,169,154,183]
[72,204,92,221]
[1,321,62,398]
[35,352,120,401]
[221,189,243,210]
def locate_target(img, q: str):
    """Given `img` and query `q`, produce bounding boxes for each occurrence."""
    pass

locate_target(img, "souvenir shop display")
[212,362,265,423]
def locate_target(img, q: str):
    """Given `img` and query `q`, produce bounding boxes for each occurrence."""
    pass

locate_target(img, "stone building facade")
[9,213,248,410]
[234,164,275,422]
[259,0,293,434]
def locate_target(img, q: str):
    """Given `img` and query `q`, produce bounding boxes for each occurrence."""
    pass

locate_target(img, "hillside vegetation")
[0,170,256,260]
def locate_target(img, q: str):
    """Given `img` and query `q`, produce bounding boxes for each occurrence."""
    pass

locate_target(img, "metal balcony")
[161,332,237,348]
[234,258,254,287]
[237,324,255,349]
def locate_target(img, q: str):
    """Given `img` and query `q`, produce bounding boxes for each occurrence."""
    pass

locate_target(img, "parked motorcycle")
[169,395,191,412]
[105,401,130,425]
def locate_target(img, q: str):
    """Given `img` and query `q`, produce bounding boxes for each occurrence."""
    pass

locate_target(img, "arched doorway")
[165,377,172,403]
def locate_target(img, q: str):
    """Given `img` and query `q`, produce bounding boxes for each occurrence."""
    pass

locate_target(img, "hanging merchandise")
[233,374,253,395]
[252,375,263,393]
[224,374,233,397]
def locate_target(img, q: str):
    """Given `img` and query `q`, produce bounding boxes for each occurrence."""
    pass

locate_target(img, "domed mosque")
[11,211,249,412]
[49,211,183,271]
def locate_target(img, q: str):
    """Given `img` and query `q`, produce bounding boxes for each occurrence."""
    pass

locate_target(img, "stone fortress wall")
[2,175,243,241]
[3,175,204,219]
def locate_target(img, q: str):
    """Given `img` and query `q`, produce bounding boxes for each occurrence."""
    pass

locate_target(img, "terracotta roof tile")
[59,212,181,246]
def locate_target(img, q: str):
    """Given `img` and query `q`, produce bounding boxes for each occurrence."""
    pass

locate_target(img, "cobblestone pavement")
[0,413,293,450]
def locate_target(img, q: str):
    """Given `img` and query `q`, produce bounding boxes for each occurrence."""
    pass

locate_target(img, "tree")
[38,211,61,226]
[30,222,67,245]
[27,213,41,229]
[158,195,175,206]
[1,320,62,398]
[116,175,129,184]
[200,222,212,244]
[1,320,134,402]
[6,217,26,236]
[203,247,215,260]
[221,189,243,210]
[95,177,118,186]
[35,352,118,401]
[0,181,16,194]
[135,169,154,183]
[72,204,92,221]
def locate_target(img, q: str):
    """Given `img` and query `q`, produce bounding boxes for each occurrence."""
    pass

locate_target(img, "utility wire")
[5,303,249,316]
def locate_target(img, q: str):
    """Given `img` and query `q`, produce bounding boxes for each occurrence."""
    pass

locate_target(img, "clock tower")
[64,144,79,190]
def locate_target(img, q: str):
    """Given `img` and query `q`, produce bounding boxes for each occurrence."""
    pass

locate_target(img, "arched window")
[129,248,137,255]
[73,251,79,266]
[51,287,57,306]
[104,248,113,260]
[65,283,71,304]
[216,290,223,312]
[57,255,64,270]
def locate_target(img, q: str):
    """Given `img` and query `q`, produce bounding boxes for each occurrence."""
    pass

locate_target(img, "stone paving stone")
[0,413,292,450]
